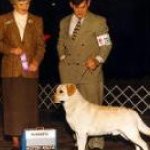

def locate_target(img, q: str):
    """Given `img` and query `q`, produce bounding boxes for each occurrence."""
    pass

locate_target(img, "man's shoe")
[88,137,104,150]
[87,147,103,150]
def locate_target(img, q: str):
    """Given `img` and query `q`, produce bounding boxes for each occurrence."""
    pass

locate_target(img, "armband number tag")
[97,33,111,47]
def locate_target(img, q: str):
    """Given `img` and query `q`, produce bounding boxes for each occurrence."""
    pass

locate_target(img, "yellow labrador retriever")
[54,83,150,150]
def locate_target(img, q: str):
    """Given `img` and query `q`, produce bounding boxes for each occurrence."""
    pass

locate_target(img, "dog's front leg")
[76,133,87,150]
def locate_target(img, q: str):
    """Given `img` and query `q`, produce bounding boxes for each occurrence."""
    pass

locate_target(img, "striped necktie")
[72,19,81,40]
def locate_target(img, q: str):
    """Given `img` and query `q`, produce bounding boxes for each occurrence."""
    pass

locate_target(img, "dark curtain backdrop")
[0,0,149,82]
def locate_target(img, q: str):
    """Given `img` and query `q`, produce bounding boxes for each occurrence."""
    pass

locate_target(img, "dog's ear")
[66,84,76,96]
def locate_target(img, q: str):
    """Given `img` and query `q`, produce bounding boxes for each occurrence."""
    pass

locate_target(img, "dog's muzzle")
[60,101,65,104]
[52,94,65,104]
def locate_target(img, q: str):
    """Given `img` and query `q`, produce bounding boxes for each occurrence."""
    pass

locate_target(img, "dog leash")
[76,68,90,87]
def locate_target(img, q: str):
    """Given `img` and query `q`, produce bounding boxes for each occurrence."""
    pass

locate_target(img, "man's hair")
[69,0,89,6]
[10,0,31,4]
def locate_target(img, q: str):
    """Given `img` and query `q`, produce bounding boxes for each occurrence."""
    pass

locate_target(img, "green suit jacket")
[58,11,112,84]
[0,12,45,78]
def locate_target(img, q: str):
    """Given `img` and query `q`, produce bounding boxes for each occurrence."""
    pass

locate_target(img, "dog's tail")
[135,112,150,136]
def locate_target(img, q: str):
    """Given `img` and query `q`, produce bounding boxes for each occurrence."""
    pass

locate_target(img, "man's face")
[13,0,30,15]
[70,0,90,19]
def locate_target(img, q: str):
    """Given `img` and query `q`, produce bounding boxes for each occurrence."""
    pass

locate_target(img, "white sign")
[21,129,57,150]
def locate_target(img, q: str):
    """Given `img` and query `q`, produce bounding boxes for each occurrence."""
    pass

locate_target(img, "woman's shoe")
[11,146,20,150]
[12,136,20,150]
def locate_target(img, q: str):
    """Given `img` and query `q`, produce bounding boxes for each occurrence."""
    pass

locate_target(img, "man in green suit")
[57,0,112,149]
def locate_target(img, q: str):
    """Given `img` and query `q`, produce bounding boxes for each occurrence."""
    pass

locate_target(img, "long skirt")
[2,77,39,136]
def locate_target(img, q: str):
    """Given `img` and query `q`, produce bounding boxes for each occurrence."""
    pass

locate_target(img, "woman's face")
[13,0,30,15]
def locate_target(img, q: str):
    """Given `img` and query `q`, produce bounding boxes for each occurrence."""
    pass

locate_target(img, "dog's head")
[54,83,77,103]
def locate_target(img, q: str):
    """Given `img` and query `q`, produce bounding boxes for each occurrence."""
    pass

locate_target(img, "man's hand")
[29,60,38,72]
[84,57,99,70]
[11,47,22,55]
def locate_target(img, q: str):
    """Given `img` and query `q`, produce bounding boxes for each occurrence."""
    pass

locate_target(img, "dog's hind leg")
[133,137,148,150]
[76,133,88,150]
[135,145,141,150]
[135,111,150,137]
[122,131,149,150]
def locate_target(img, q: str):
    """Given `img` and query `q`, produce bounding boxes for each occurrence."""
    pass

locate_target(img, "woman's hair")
[9,0,31,4]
